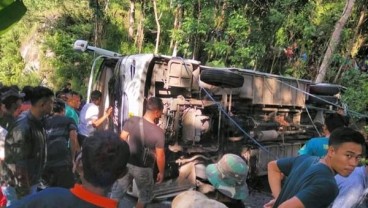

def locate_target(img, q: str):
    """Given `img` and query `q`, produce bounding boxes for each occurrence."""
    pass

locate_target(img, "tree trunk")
[93,0,105,47]
[104,0,110,12]
[171,5,183,56]
[350,5,367,57]
[333,5,366,83]
[128,0,135,41]
[192,0,201,60]
[153,0,160,54]
[315,0,356,83]
[170,6,178,50]
[135,0,145,52]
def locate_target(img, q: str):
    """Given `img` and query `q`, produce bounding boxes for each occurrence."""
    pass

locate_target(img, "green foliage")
[0,0,27,35]
[340,69,368,115]
[0,0,367,117]
[0,24,33,87]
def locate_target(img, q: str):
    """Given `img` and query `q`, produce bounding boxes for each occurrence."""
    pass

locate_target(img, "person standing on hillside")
[0,88,25,131]
[65,91,80,125]
[78,90,112,146]
[110,97,166,208]
[0,88,25,164]
[43,99,80,189]
[4,86,54,198]
[264,127,365,208]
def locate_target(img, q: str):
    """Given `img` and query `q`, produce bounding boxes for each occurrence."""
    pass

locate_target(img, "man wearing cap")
[0,87,25,178]
[205,153,249,201]
[265,127,365,208]
[0,87,25,131]
[9,130,130,208]
[4,86,54,198]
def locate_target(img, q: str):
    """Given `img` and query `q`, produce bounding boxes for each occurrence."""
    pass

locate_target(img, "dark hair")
[21,86,34,102]
[90,90,102,101]
[30,86,54,105]
[65,90,79,99]
[146,97,163,111]
[82,130,130,188]
[56,90,68,101]
[70,91,80,97]
[1,87,24,109]
[0,86,10,94]
[325,113,347,133]
[329,127,365,149]
[1,96,21,110]
[9,85,20,91]
[53,99,66,113]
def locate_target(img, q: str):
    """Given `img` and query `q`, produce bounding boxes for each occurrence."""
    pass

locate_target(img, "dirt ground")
[143,191,273,208]
[243,176,273,208]
[123,176,273,208]
[243,190,273,208]
[125,188,273,208]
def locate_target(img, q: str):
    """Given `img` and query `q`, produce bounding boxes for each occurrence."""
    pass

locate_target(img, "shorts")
[110,163,154,204]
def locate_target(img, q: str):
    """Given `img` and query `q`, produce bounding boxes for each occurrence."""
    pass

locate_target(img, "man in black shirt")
[110,97,165,208]
[43,99,80,188]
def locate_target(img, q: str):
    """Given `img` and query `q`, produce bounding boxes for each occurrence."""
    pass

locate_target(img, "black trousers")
[77,134,87,147]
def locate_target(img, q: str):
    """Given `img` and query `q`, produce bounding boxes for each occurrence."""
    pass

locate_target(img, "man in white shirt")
[332,165,367,208]
[78,90,112,146]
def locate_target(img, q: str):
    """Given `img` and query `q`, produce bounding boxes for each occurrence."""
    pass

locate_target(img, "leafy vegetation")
[0,0,367,117]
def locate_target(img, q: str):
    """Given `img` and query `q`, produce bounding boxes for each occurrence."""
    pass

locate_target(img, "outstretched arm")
[92,107,113,128]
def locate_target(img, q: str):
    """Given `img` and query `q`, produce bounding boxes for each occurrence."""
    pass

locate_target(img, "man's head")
[0,88,25,116]
[324,113,347,136]
[30,86,54,117]
[52,99,66,114]
[145,97,164,120]
[21,85,33,102]
[78,130,130,189]
[327,127,366,176]
[90,90,102,106]
[66,91,81,110]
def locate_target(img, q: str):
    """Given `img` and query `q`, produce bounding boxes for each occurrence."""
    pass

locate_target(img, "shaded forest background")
[0,0,368,116]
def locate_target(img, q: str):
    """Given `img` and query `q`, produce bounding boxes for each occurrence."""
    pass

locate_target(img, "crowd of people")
[0,82,368,208]
[0,83,121,207]
[0,83,175,208]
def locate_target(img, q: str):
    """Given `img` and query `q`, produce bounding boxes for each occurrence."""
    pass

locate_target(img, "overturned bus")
[73,40,344,201]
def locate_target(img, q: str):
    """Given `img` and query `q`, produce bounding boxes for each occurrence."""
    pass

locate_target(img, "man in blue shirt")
[265,127,365,208]
[298,112,347,157]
